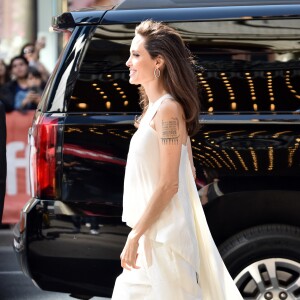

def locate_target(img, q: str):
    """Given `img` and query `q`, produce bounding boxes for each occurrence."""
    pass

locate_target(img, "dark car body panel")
[103,5,300,25]
[24,199,128,297]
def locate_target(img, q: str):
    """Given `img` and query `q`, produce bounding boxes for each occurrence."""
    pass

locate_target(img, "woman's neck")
[17,78,28,89]
[143,81,168,105]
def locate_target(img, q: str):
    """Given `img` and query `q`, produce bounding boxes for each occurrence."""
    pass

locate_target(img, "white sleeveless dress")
[114,94,243,300]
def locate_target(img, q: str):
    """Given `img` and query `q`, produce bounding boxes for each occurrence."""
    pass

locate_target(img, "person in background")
[21,38,50,82]
[18,67,45,110]
[0,59,10,88]
[0,56,29,112]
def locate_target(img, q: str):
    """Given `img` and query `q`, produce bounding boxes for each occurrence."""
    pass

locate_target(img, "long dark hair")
[135,20,200,136]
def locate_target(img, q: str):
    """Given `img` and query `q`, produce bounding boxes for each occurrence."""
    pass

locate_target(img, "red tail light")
[29,115,59,199]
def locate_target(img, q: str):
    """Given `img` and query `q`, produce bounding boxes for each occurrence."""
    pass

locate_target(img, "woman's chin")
[129,77,138,85]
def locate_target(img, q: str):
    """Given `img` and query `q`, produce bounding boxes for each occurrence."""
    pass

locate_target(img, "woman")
[21,40,49,82]
[112,20,243,300]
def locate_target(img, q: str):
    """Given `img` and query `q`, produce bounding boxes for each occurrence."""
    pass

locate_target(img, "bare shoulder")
[156,98,184,119]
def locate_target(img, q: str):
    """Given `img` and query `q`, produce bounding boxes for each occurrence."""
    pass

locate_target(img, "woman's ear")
[155,55,165,69]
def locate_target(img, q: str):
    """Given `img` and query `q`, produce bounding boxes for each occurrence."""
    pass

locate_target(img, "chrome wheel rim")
[234,258,300,300]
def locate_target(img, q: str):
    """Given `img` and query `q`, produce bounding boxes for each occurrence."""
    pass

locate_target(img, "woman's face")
[11,59,28,79]
[27,73,41,88]
[126,34,157,85]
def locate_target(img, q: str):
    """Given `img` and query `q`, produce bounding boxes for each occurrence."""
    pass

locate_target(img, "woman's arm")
[120,99,187,270]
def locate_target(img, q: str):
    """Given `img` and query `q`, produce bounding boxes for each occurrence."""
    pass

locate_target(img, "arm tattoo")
[161,118,179,145]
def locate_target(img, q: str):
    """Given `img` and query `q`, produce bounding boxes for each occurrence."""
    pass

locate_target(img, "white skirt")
[111,236,202,300]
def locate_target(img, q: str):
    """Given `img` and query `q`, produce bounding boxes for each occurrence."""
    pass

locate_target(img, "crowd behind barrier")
[0,39,49,224]
[0,38,49,113]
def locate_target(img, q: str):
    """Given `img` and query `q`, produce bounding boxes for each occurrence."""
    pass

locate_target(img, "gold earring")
[154,68,160,78]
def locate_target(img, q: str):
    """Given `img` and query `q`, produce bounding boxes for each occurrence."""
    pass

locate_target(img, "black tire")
[219,224,300,299]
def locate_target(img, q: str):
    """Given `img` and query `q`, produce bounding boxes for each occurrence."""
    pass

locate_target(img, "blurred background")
[0,0,121,225]
[0,0,118,72]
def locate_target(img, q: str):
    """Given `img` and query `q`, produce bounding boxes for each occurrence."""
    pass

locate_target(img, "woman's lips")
[129,70,136,77]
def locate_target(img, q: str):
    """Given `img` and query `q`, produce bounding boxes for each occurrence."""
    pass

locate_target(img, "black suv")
[13,0,300,299]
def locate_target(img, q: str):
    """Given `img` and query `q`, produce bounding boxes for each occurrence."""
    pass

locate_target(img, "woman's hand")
[120,230,140,270]
[21,91,40,108]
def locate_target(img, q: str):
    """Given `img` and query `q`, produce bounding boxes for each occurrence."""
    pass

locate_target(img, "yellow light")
[251,97,256,100]
[208,107,214,112]
[106,101,111,109]
[100,91,104,94]
[103,95,107,99]
[116,87,121,90]
[113,83,118,86]
[270,104,275,111]
[92,83,97,86]
[208,98,214,102]
[96,87,100,90]
[107,74,112,78]
[124,101,129,106]
[253,104,258,111]
[77,103,87,109]
[122,95,127,98]
[231,102,237,110]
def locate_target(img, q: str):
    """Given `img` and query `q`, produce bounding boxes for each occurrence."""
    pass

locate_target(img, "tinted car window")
[69,19,300,113]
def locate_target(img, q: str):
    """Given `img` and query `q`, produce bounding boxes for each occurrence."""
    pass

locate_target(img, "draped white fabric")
[186,160,244,299]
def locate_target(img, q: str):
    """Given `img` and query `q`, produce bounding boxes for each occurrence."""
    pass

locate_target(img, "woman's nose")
[125,57,131,67]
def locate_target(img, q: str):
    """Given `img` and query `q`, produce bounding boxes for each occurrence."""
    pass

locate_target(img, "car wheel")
[219,224,300,299]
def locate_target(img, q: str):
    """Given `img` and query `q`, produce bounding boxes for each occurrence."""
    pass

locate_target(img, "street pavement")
[0,226,110,300]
